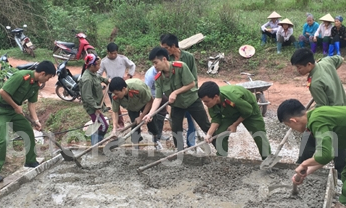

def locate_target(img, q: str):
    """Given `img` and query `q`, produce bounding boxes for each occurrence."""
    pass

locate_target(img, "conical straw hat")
[239,45,255,58]
[267,11,281,19]
[278,18,294,26]
[319,13,334,22]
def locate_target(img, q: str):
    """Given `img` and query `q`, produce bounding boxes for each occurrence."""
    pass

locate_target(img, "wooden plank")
[323,168,336,208]
[179,33,205,50]
[0,155,62,198]
[0,157,44,190]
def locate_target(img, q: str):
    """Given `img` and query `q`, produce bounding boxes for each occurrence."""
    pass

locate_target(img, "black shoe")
[24,161,40,168]
[0,175,3,182]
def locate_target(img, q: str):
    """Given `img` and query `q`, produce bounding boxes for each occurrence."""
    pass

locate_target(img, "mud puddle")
[0,150,327,208]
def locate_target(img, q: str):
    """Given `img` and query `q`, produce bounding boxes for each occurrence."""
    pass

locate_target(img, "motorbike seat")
[17,63,36,70]
[11,28,23,33]
[56,41,75,48]
[72,74,80,81]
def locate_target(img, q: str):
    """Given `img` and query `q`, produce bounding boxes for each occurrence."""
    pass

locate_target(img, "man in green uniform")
[277,99,346,208]
[160,33,197,147]
[143,47,210,151]
[0,61,56,182]
[80,54,109,145]
[109,77,161,148]
[291,48,346,178]
[198,81,271,159]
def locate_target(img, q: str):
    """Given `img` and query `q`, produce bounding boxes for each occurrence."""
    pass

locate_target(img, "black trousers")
[170,98,210,151]
[261,30,276,39]
[128,106,159,143]
[297,131,346,179]
[156,95,168,138]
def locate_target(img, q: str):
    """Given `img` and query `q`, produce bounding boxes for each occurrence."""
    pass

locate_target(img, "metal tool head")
[260,154,282,170]
[85,122,101,136]
[59,149,76,161]
[198,142,211,155]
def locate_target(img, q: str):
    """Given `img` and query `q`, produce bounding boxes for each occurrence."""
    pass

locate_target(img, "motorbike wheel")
[25,47,35,58]
[55,85,76,102]
[256,92,268,117]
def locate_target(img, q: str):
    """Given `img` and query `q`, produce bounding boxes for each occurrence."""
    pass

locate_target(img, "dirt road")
[9,57,335,111]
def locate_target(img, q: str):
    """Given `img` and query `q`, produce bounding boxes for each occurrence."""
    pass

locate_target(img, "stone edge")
[0,154,62,198]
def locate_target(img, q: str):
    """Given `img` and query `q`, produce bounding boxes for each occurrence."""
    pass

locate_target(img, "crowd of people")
[1,27,346,206]
[261,11,346,56]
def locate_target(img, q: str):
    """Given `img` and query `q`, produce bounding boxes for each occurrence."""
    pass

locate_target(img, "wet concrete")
[0,150,328,208]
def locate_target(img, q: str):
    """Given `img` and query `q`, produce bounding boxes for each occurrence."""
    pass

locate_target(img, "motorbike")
[0,53,45,89]
[55,58,81,101]
[52,31,96,64]
[6,25,35,58]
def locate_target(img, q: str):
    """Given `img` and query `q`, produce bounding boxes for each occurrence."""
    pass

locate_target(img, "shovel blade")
[199,142,211,155]
[260,154,282,170]
[60,149,75,161]
[85,123,101,136]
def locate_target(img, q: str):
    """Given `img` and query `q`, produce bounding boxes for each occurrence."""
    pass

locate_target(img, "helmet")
[85,54,99,67]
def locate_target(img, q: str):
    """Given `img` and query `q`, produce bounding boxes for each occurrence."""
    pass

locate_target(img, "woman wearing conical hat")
[298,13,319,52]
[260,11,281,46]
[313,13,334,56]
[329,15,346,56]
[276,18,298,54]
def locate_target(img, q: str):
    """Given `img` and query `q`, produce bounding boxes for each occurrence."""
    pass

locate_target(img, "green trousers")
[0,109,36,171]
[338,161,346,204]
[212,114,271,160]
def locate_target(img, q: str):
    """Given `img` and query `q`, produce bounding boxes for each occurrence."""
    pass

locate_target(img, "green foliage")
[0,61,18,88]
[2,0,346,71]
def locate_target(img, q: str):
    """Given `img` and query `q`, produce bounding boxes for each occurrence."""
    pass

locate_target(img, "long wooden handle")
[109,102,170,146]
[272,98,314,158]
[24,115,66,150]
[137,131,230,173]
[292,170,307,195]
[75,122,136,159]
[95,84,109,118]
[75,101,170,159]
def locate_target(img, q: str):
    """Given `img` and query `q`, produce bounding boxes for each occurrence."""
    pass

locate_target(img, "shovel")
[25,115,75,161]
[260,98,314,170]
[292,170,307,195]
[73,122,136,168]
[85,84,109,137]
[104,101,169,151]
[74,101,170,168]
[136,131,231,173]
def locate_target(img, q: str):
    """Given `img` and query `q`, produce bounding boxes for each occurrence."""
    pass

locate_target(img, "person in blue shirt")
[144,66,169,141]
[298,13,320,52]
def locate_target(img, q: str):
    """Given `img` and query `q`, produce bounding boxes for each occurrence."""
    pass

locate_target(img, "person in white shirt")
[97,43,136,129]
[260,11,281,46]
[313,13,334,56]
[276,18,298,54]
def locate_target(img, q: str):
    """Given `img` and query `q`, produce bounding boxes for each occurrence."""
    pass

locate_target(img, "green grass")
[2,0,346,74]
[22,98,91,141]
